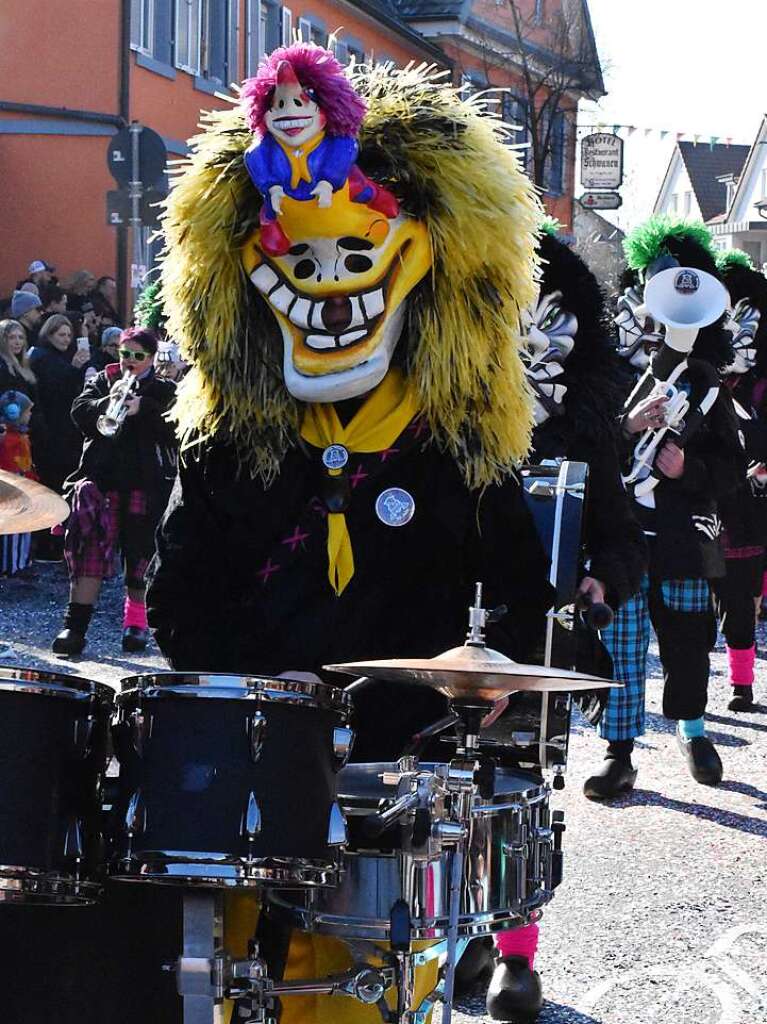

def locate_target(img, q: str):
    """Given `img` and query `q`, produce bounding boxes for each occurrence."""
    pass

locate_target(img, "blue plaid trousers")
[598,574,711,741]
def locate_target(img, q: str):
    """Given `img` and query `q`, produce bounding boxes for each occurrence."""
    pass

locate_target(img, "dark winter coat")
[146,428,555,756]
[28,341,90,490]
[620,361,745,581]
[720,371,767,548]
[67,365,177,509]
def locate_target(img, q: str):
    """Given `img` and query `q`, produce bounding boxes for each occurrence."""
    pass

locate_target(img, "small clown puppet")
[242,43,399,256]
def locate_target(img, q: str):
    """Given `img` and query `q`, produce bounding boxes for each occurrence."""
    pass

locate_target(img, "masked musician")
[585,219,744,798]
[146,49,554,1024]
[51,327,177,656]
[473,223,647,1021]
[710,250,767,712]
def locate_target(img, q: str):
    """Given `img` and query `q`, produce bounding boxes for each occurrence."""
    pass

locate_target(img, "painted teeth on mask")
[250,264,386,341]
[274,118,312,129]
[306,329,368,351]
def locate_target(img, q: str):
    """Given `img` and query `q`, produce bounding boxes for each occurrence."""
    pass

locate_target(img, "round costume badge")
[375,487,416,527]
[322,444,349,470]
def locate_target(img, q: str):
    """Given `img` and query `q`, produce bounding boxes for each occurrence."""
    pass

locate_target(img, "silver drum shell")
[270,764,554,939]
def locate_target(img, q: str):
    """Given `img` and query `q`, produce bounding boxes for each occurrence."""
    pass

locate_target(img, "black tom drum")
[0,667,113,905]
[109,673,353,888]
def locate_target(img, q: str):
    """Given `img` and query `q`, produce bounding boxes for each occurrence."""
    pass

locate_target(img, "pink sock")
[494,921,539,969]
[123,596,148,630]
[727,645,755,687]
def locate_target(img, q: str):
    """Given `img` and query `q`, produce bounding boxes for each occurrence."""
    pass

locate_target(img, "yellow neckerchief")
[276,130,325,190]
[300,369,420,596]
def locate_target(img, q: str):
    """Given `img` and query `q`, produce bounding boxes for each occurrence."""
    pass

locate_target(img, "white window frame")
[131,0,154,54]
[246,0,263,74]
[298,17,312,42]
[282,6,293,46]
[684,190,692,216]
[175,0,201,74]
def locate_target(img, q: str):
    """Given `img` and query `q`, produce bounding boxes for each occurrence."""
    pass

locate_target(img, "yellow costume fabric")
[223,893,439,1024]
[300,369,420,595]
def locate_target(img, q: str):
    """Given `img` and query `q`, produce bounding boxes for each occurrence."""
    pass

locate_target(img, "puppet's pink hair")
[241,43,367,138]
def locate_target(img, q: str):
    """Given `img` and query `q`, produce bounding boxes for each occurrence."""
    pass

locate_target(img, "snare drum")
[0,668,113,905]
[110,673,353,887]
[270,761,560,941]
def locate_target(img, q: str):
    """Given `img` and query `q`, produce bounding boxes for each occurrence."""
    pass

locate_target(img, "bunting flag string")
[576,122,746,148]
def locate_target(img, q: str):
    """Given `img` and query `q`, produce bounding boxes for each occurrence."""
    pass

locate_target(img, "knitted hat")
[101,326,122,348]
[10,290,42,318]
[20,282,40,296]
[0,390,32,425]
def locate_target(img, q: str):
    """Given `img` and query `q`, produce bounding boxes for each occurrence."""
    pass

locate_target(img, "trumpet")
[623,381,690,486]
[97,370,138,437]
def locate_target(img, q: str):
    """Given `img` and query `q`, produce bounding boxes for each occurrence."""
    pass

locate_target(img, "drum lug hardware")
[129,709,152,756]
[332,726,354,768]
[327,801,348,846]
[246,713,267,763]
[72,716,96,759]
[241,791,262,840]
[125,789,146,836]
[432,820,465,845]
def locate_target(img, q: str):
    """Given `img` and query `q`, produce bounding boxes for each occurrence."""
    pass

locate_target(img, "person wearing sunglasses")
[52,327,177,656]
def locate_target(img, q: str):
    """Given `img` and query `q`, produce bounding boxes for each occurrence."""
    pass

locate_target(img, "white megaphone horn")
[644,265,729,356]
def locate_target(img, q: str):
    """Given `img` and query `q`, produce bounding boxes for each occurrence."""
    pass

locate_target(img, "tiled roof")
[677,141,750,221]
[348,0,452,59]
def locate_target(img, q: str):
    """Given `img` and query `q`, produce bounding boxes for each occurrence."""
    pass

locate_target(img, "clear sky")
[578,0,767,229]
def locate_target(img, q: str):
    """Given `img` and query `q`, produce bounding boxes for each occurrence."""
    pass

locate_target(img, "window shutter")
[153,0,174,64]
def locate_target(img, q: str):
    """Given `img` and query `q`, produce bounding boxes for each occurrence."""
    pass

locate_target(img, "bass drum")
[483,460,588,772]
[269,761,562,941]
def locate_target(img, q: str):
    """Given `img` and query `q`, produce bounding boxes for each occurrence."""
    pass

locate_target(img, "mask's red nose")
[276,61,300,88]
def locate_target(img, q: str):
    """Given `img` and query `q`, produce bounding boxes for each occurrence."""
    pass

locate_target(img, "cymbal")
[0,471,69,536]
[326,643,620,701]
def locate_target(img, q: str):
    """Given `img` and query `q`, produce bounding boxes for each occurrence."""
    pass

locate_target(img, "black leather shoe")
[486,955,543,1022]
[583,757,637,800]
[52,628,86,656]
[728,686,754,712]
[122,627,149,653]
[676,732,723,785]
[454,937,494,996]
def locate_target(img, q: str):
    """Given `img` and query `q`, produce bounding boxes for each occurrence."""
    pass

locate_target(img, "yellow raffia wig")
[161,62,543,487]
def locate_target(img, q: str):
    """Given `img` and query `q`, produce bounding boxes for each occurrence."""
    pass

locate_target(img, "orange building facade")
[0,0,602,309]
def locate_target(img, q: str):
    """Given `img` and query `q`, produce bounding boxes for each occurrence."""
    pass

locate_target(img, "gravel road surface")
[1,564,765,1024]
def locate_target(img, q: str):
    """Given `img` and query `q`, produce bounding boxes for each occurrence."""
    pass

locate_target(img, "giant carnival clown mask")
[241,46,431,402]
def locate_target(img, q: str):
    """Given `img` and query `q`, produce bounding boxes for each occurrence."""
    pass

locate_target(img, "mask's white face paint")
[723,298,761,375]
[614,285,664,371]
[521,290,578,425]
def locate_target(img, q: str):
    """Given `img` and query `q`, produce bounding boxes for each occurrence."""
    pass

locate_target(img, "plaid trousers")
[598,574,713,741]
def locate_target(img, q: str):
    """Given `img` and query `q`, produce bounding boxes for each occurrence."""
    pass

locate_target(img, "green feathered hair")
[133,280,166,330]
[624,217,717,272]
[716,248,755,273]
[540,215,563,238]
[160,62,543,487]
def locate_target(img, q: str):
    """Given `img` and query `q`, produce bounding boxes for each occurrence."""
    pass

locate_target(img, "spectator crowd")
[0,259,183,655]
